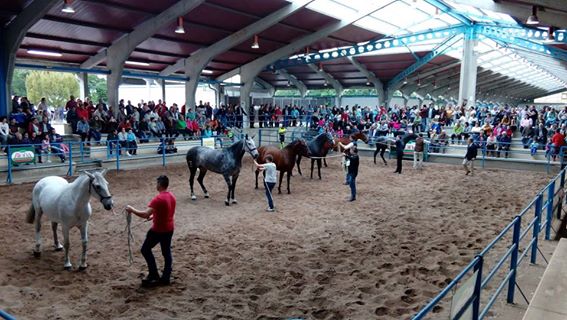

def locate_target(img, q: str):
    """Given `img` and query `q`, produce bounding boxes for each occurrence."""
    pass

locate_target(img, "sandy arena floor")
[0,157,550,320]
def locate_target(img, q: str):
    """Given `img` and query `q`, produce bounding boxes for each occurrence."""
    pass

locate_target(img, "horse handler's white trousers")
[463,158,474,174]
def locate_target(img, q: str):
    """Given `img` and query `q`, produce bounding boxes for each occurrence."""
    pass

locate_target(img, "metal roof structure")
[1,0,567,110]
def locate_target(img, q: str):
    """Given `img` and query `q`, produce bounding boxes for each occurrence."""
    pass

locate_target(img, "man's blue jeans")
[347,173,356,200]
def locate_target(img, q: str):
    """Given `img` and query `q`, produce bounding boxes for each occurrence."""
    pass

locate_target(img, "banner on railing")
[450,270,478,320]
[202,138,215,149]
[10,147,36,166]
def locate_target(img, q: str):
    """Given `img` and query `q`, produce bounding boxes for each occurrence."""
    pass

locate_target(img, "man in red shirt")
[126,175,176,287]
[551,129,565,160]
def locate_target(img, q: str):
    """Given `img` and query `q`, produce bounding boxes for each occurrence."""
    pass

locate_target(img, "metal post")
[6,145,12,184]
[67,143,73,176]
[115,141,120,171]
[80,141,85,162]
[259,129,262,146]
[558,170,566,220]
[472,255,483,319]
[162,138,166,167]
[531,194,543,264]
[481,142,486,168]
[507,216,521,303]
[546,181,555,240]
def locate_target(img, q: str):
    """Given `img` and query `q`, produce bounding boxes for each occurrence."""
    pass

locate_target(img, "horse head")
[325,132,335,150]
[291,139,309,157]
[85,169,113,210]
[244,134,259,159]
[353,132,369,144]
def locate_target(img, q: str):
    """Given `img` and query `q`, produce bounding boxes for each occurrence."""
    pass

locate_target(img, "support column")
[184,60,205,112]
[458,30,478,107]
[240,81,254,128]
[335,95,342,108]
[0,33,9,116]
[107,64,123,116]
[160,79,166,102]
[78,73,89,99]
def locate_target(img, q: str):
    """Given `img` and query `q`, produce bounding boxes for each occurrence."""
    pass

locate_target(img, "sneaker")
[126,152,132,157]
[141,275,160,288]
[159,277,171,286]
[348,198,356,202]
[266,208,275,212]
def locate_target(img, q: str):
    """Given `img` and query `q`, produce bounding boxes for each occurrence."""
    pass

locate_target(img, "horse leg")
[310,159,315,179]
[255,169,260,189]
[197,169,209,198]
[230,174,239,204]
[223,175,232,206]
[51,222,63,251]
[78,222,89,270]
[286,171,291,194]
[189,167,197,200]
[374,147,379,164]
[62,226,72,270]
[276,170,284,194]
[33,208,43,257]
[317,159,322,180]
[380,147,388,166]
[296,156,302,176]
[323,158,328,167]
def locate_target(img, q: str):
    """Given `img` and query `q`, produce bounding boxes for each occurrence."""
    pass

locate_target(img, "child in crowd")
[530,140,538,156]
[41,134,51,163]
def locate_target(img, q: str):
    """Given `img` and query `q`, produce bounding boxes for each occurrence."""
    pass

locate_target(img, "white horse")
[26,170,113,270]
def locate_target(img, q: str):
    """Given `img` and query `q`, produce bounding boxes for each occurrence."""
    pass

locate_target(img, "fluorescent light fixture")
[251,35,259,49]
[125,61,150,66]
[175,17,185,34]
[61,0,75,13]
[526,6,539,25]
[201,69,213,74]
[27,49,62,57]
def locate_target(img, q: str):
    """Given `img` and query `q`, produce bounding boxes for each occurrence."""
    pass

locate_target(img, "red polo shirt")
[148,191,176,233]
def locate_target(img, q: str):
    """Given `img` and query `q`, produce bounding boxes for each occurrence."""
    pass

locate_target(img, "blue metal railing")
[0,309,16,320]
[413,166,566,320]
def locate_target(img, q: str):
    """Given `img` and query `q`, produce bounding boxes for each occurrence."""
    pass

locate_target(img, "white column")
[458,32,478,107]
[78,73,89,99]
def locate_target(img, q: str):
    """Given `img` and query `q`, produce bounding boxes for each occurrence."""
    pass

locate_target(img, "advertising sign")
[10,147,36,166]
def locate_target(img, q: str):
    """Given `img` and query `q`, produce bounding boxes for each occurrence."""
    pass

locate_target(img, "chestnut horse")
[333,131,369,153]
[255,139,309,194]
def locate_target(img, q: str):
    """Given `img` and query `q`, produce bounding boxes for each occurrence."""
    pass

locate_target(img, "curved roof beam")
[277,69,307,97]
[2,0,60,113]
[216,1,393,83]
[347,56,384,100]
[159,0,315,77]
[81,0,205,69]
[254,77,275,96]
[307,64,343,94]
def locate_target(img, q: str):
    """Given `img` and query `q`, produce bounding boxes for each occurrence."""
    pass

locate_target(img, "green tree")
[26,71,79,108]
[88,74,107,103]
[12,69,30,97]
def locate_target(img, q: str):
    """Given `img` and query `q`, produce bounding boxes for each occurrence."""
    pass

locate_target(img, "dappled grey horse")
[186,135,259,206]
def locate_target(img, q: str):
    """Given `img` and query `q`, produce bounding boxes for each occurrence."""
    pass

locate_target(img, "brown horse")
[255,139,309,194]
[333,131,369,152]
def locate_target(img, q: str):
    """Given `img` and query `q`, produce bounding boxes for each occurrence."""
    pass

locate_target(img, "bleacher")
[522,238,567,320]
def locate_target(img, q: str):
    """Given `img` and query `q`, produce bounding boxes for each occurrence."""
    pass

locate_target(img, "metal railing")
[1,134,237,184]
[413,166,566,320]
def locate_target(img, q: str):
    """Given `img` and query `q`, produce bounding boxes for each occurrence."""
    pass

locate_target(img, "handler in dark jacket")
[344,146,359,202]
[394,135,404,174]
[463,138,478,176]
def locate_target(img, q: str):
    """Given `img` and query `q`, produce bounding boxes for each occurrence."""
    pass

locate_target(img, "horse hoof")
[64,266,72,271]
[191,195,197,201]
[33,251,41,258]
[78,265,88,271]
[225,201,230,206]
[204,193,210,198]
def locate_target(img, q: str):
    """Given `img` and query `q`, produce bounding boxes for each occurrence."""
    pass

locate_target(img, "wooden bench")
[522,238,567,319]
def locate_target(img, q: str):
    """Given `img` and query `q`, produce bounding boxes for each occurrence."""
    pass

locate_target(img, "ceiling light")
[324,81,328,87]
[526,6,539,25]
[61,0,75,14]
[318,63,323,72]
[417,78,421,87]
[201,69,213,74]
[251,35,259,49]
[545,26,556,43]
[27,49,62,57]
[125,61,150,66]
[403,77,408,84]
[175,17,185,34]
[366,80,371,86]
[287,80,291,87]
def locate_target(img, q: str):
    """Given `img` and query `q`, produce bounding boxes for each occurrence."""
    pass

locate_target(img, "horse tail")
[26,203,35,224]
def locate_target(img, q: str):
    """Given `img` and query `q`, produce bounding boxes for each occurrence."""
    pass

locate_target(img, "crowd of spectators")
[3,93,567,162]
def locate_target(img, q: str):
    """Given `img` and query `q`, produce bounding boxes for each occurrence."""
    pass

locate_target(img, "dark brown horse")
[333,131,369,153]
[296,132,335,179]
[255,139,309,194]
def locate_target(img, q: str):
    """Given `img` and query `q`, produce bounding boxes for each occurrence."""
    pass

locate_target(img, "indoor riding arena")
[0,156,553,319]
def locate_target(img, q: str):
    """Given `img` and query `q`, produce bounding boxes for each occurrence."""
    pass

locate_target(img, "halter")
[244,139,257,154]
[89,178,112,202]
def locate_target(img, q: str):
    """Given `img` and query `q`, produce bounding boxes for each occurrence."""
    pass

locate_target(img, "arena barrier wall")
[412,166,566,320]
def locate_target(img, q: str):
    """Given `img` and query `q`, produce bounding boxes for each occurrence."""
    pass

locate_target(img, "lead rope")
[124,209,134,265]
